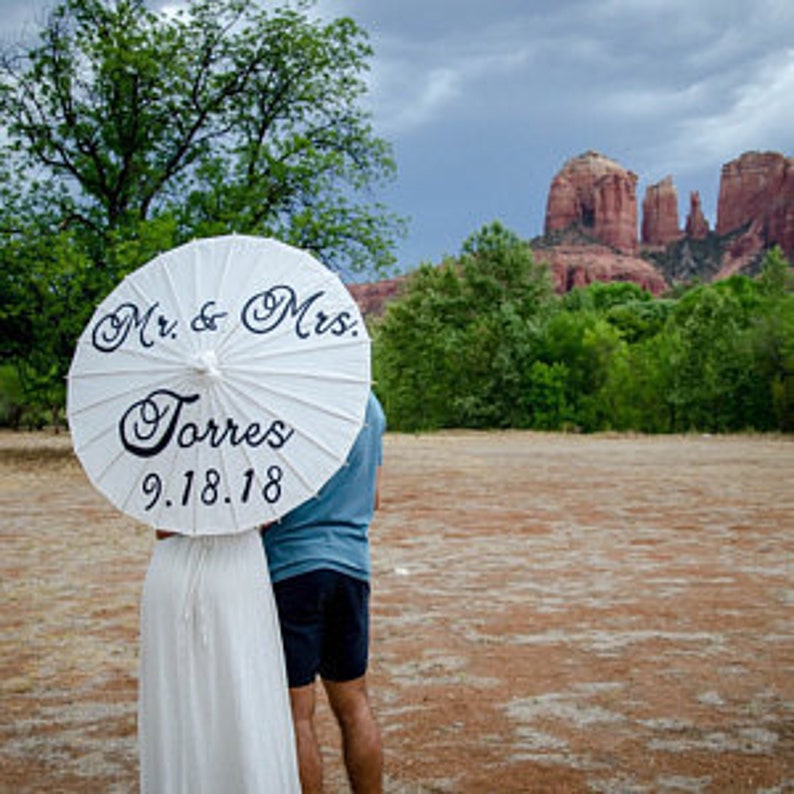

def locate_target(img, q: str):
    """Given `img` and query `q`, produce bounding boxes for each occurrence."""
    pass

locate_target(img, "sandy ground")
[1,430,792,793]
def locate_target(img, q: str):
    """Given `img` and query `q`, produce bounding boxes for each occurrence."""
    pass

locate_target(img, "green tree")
[372,223,554,430]
[758,245,794,297]
[661,255,794,432]
[769,298,794,431]
[664,286,749,431]
[561,281,671,345]
[0,0,402,272]
[603,299,674,344]
[611,334,676,433]
[751,247,794,430]
[0,228,93,426]
[371,262,464,430]
[524,360,570,430]
[454,223,555,426]
[562,280,652,313]
[1,0,403,420]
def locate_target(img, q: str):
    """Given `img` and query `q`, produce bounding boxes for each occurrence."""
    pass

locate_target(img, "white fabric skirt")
[138,529,300,793]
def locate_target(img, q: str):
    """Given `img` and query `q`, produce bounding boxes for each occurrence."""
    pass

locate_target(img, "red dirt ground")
[1,430,792,792]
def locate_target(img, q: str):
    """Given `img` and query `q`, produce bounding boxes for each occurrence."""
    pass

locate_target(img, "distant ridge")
[349,150,793,315]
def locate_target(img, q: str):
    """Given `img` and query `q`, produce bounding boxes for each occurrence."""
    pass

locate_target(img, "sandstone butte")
[348,149,793,316]
[684,191,710,240]
[545,151,640,254]
[641,176,682,247]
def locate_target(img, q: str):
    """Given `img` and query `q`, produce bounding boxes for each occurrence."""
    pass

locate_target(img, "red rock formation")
[545,151,639,253]
[642,176,681,246]
[684,191,710,239]
[348,242,670,317]
[595,171,639,253]
[768,186,794,260]
[544,173,580,232]
[717,151,786,233]
[531,242,668,295]
[347,277,405,317]
[352,149,792,316]
[717,220,766,279]
[716,150,794,259]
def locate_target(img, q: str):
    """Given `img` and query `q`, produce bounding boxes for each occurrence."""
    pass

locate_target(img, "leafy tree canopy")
[373,222,555,430]
[0,0,404,273]
[372,230,793,434]
[1,0,404,421]
[561,280,652,313]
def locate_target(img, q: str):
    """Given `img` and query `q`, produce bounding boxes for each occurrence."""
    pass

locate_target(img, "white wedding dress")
[138,529,300,793]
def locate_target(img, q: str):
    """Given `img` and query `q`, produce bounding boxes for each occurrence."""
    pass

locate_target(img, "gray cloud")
[2,0,792,270]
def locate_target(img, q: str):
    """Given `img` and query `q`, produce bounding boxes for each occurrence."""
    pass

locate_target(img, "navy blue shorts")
[272,569,370,688]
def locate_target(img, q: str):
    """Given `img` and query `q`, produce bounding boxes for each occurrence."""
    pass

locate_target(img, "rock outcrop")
[347,277,405,317]
[718,221,767,279]
[350,149,792,318]
[348,242,668,318]
[642,177,681,246]
[716,151,794,260]
[684,191,709,239]
[544,151,639,253]
[541,149,792,292]
[531,241,667,295]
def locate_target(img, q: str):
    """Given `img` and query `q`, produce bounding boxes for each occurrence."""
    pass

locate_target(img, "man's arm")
[374,465,382,511]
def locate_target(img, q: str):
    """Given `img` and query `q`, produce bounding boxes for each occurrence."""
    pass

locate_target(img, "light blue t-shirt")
[263,393,386,584]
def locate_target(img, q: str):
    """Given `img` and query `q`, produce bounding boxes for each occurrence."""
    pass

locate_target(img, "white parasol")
[67,235,371,535]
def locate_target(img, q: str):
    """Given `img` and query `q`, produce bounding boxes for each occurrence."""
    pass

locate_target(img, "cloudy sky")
[2,0,793,276]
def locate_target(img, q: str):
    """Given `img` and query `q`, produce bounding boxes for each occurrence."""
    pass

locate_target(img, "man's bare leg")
[323,676,382,794]
[289,684,323,794]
